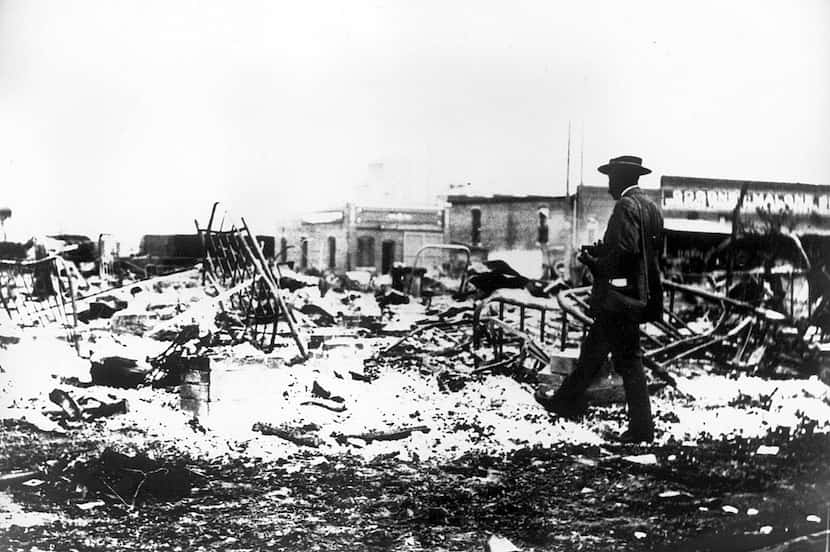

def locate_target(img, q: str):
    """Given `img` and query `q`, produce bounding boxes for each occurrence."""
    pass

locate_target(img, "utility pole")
[579,121,584,188]
[564,122,574,280]
[571,122,583,257]
[565,121,571,197]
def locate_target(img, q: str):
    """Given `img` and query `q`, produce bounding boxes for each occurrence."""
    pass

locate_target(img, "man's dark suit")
[555,186,664,439]
[589,187,664,317]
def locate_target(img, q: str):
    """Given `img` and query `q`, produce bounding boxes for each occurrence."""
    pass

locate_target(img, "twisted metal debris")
[0,256,78,346]
[196,203,308,358]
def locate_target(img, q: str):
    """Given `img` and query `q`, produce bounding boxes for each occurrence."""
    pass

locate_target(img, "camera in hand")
[580,241,607,258]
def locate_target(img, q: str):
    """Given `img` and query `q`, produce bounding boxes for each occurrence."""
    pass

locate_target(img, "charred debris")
[0,202,828,411]
[0,203,829,532]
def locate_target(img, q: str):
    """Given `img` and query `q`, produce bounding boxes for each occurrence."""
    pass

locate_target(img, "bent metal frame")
[196,203,308,359]
[0,256,79,350]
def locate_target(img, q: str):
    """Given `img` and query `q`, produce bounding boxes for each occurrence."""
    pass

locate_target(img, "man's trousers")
[554,311,654,436]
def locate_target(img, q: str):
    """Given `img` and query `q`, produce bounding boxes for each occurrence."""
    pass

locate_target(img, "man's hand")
[578,250,598,270]
[578,241,606,273]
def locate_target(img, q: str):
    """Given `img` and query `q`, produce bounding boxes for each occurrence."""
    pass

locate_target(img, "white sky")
[1,0,828,246]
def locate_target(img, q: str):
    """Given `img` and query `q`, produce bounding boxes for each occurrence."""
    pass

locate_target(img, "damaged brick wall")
[446,195,570,253]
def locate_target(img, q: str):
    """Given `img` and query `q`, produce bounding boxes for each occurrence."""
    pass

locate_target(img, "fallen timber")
[251,422,323,447]
[334,425,431,444]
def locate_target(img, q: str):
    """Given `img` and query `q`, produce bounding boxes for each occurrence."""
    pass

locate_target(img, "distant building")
[661,176,830,232]
[445,194,571,277]
[445,188,678,277]
[660,176,830,267]
[284,176,830,279]
[280,204,445,274]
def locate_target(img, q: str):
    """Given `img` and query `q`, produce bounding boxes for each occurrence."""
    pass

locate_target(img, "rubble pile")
[1,269,829,464]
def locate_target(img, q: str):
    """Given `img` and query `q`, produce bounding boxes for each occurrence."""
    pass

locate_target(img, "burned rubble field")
[2,216,830,551]
[1,425,829,551]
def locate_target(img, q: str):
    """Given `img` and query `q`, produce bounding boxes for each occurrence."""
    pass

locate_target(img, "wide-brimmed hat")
[598,155,651,176]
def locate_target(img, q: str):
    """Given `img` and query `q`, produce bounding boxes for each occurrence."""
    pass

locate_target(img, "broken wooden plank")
[339,425,430,443]
[251,422,322,447]
[300,399,347,413]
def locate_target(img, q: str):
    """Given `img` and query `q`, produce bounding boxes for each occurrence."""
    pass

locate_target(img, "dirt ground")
[1,414,829,551]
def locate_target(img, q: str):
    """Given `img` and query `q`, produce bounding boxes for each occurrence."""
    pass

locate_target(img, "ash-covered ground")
[1,272,829,551]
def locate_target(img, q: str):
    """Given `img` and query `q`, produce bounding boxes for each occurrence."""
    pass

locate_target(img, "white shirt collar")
[620,185,639,198]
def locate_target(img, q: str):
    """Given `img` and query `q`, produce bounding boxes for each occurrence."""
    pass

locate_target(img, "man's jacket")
[589,187,664,319]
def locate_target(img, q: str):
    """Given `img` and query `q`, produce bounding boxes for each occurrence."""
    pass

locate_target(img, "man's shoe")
[615,429,654,444]
[534,389,588,420]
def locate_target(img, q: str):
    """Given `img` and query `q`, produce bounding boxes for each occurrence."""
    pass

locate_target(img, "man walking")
[537,155,664,443]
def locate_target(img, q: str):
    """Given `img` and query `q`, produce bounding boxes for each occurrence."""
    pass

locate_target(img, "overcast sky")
[1,0,828,245]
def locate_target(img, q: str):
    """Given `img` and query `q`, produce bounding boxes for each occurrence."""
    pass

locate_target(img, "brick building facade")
[446,194,571,251]
[445,194,571,277]
[445,188,664,278]
[280,204,445,274]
